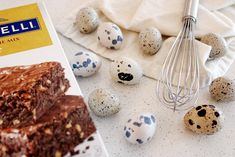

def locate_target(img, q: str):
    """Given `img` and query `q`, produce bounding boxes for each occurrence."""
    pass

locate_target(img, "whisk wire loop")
[157,16,200,111]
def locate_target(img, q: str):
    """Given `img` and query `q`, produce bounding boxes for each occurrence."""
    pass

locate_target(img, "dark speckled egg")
[110,57,143,85]
[184,105,223,135]
[209,77,235,101]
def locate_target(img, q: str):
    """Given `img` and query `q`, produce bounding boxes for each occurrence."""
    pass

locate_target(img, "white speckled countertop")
[45,0,235,156]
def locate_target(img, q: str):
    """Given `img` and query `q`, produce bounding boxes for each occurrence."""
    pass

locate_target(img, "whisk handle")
[183,0,199,22]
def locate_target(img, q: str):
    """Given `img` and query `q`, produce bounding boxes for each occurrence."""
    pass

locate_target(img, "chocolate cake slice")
[0,62,70,129]
[0,95,96,157]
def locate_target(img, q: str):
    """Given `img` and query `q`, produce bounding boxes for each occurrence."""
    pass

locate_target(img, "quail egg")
[110,57,143,85]
[124,113,156,144]
[76,7,99,34]
[209,77,235,101]
[139,27,162,55]
[201,33,227,59]
[184,105,223,135]
[70,51,101,77]
[88,89,120,117]
[97,22,123,50]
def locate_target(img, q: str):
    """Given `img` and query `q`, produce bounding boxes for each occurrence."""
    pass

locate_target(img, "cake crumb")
[55,151,62,157]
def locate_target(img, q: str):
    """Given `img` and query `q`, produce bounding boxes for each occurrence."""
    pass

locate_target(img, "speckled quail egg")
[110,57,143,85]
[76,7,99,34]
[139,27,162,55]
[209,77,235,101]
[200,33,227,59]
[97,22,123,50]
[88,89,120,117]
[70,51,101,77]
[124,113,156,145]
[184,105,223,135]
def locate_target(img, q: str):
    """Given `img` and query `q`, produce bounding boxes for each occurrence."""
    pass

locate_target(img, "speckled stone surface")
[46,1,235,156]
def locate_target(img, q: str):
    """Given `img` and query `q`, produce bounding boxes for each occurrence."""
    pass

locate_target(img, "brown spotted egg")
[209,77,235,101]
[139,27,162,55]
[184,105,223,135]
[97,22,123,50]
[88,89,120,117]
[201,33,227,60]
[76,7,99,34]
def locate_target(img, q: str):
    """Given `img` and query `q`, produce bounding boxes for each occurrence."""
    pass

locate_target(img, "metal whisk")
[157,0,200,111]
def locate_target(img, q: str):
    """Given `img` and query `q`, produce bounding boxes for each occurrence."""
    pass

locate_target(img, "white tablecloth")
[56,0,235,88]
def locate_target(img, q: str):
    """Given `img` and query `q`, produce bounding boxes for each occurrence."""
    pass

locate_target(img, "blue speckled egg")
[97,22,123,50]
[124,113,156,145]
[70,51,101,77]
